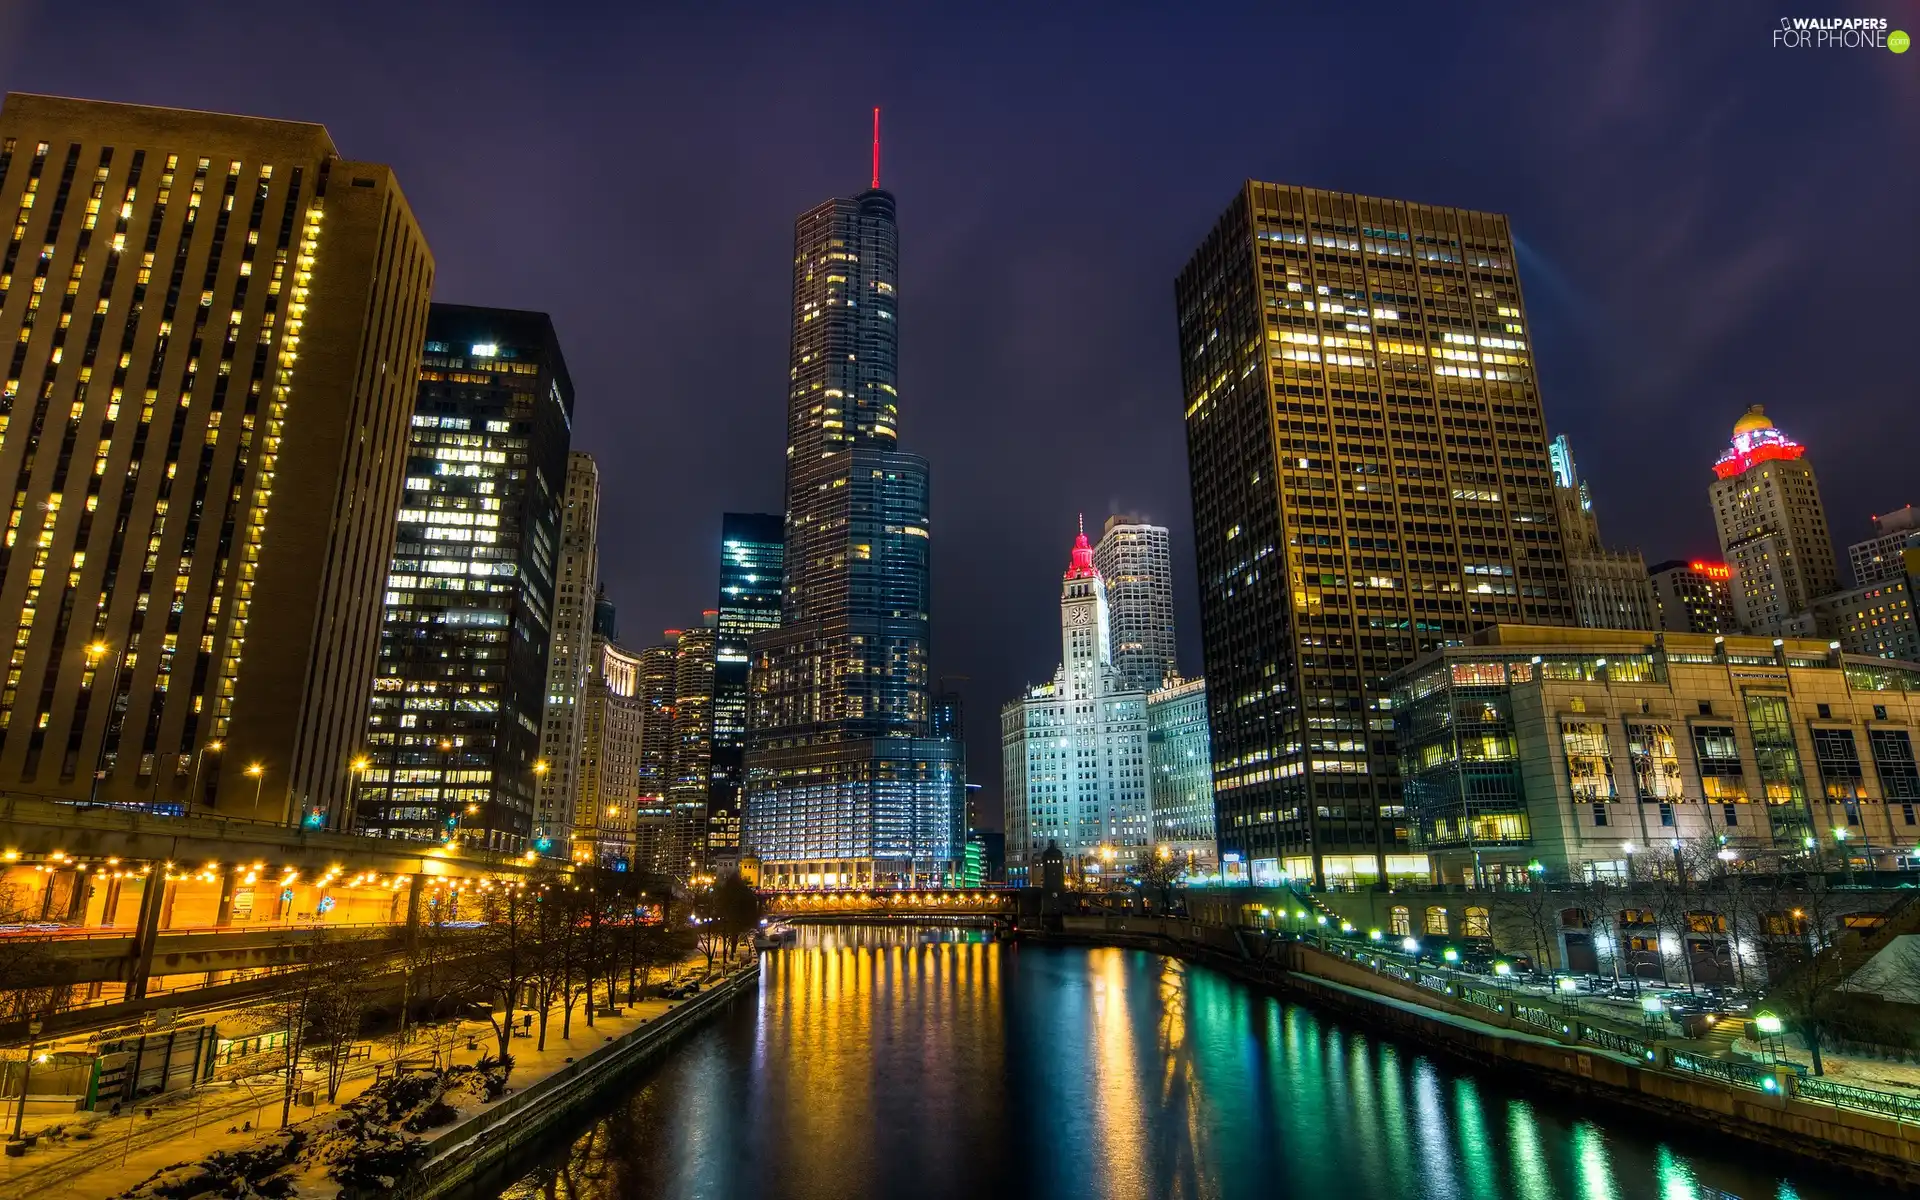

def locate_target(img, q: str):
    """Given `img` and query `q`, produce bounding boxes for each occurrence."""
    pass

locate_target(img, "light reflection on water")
[502,925,1835,1200]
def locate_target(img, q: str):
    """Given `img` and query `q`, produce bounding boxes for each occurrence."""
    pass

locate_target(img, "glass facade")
[743,184,962,883]
[357,306,572,851]
[1146,677,1218,865]
[709,513,783,861]
[1743,693,1814,845]
[1395,667,1527,857]
[1176,184,1576,885]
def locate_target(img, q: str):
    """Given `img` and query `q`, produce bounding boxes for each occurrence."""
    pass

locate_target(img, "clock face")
[1071,608,1090,625]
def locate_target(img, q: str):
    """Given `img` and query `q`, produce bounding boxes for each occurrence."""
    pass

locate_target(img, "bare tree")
[462,880,543,1069]
[1133,850,1182,914]
[1749,866,1857,1076]
[306,936,377,1103]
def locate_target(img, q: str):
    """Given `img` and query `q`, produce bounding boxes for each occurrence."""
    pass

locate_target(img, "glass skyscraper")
[744,177,963,889]
[710,513,783,864]
[357,305,573,852]
[1176,183,1575,887]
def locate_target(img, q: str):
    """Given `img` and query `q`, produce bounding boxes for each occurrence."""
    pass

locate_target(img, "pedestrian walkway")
[0,953,740,1199]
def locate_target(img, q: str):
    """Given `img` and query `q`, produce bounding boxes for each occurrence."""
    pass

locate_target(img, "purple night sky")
[6,2,1914,821]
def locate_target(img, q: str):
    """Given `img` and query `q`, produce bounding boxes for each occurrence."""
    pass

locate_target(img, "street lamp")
[344,755,372,834]
[1755,1011,1785,1064]
[9,1018,43,1141]
[187,740,224,809]
[245,762,266,819]
[83,642,126,807]
[1833,827,1855,887]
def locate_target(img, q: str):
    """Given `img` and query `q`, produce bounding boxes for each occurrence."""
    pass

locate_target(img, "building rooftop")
[1384,623,1920,690]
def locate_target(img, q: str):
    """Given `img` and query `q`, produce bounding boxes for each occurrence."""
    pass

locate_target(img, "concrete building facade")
[1093,516,1178,691]
[1549,435,1656,632]
[576,634,642,868]
[0,95,432,825]
[1709,406,1838,637]
[538,451,598,856]
[1002,527,1151,886]
[1648,559,1737,636]
[1391,625,1920,883]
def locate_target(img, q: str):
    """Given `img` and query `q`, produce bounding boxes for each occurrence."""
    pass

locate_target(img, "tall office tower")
[1548,435,1656,631]
[358,306,573,851]
[1093,516,1178,690]
[1647,559,1737,634]
[575,634,642,867]
[630,631,678,874]
[1709,405,1838,637]
[1146,676,1218,872]
[0,95,431,821]
[743,161,964,889]
[537,451,599,854]
[666,611,716,877]
[1849,505,1920,586]
[709,514,783,867]
[1001,527,1151,886]
[1175,183,1576,886]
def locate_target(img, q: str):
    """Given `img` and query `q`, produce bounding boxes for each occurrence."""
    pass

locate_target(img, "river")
[498,925,1849,1200]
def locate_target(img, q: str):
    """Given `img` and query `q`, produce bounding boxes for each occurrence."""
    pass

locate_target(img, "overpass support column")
[127,869,174,1001]
[214,863,240,927]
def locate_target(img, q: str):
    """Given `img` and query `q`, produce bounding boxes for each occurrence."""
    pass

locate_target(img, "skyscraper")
[576,633,642,867]
[1001,527,1151,886]
[744,149,964,889]
[1146,676,1218,872]
[632,630,679,875]
[709,513,783,867]
[1093,516,1178,690]
[1647,560,1737,635]
[1709,405,1838,636]
[667,610,716,878]
[1849,505,1920,587]
[1175,183,1576,886]
[358,306,573,851]
[538,451,599,855]
[1548,434,1656,631]
[0,95,431,822]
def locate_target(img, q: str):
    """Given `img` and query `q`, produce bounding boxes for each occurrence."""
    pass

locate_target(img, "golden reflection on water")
[504,927,1837,1200]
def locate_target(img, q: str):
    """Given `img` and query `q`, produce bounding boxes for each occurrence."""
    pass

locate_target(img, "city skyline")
[3,6,1910,827]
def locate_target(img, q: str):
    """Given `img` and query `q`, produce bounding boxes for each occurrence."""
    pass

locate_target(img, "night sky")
[6,2,1915,824]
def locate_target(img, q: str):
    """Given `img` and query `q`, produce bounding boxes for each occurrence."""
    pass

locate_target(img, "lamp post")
[187,740,224,810]
[245,763,266,820]
[531,760,550,858]
[1755,1011,1785,1065]
[347,756,372,834]
[1833,827,1854,887]
[83,642,126,807]
[10,1018,43,1141]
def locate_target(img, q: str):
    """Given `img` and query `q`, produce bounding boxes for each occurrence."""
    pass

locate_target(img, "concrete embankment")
[1020,915,1920,1190]
[402,965,760,1198]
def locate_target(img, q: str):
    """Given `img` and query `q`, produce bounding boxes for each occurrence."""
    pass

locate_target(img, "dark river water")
[499,925,1849,1200]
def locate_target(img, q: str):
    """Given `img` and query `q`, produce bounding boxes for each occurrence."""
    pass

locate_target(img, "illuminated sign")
[1688,561,1732,580]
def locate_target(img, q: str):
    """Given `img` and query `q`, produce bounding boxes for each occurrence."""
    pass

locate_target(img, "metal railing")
[1287,930,1920,1127]
[1669,1052,1776,1091]
[1794,1075,1920,1125]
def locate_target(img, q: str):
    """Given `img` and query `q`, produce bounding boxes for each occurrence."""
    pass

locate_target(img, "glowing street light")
[245,762,267,818]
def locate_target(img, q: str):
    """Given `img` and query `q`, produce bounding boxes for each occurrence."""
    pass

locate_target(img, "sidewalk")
[0,954,741,1200]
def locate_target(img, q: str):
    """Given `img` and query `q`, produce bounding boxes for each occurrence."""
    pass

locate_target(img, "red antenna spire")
[871,106,881,190]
